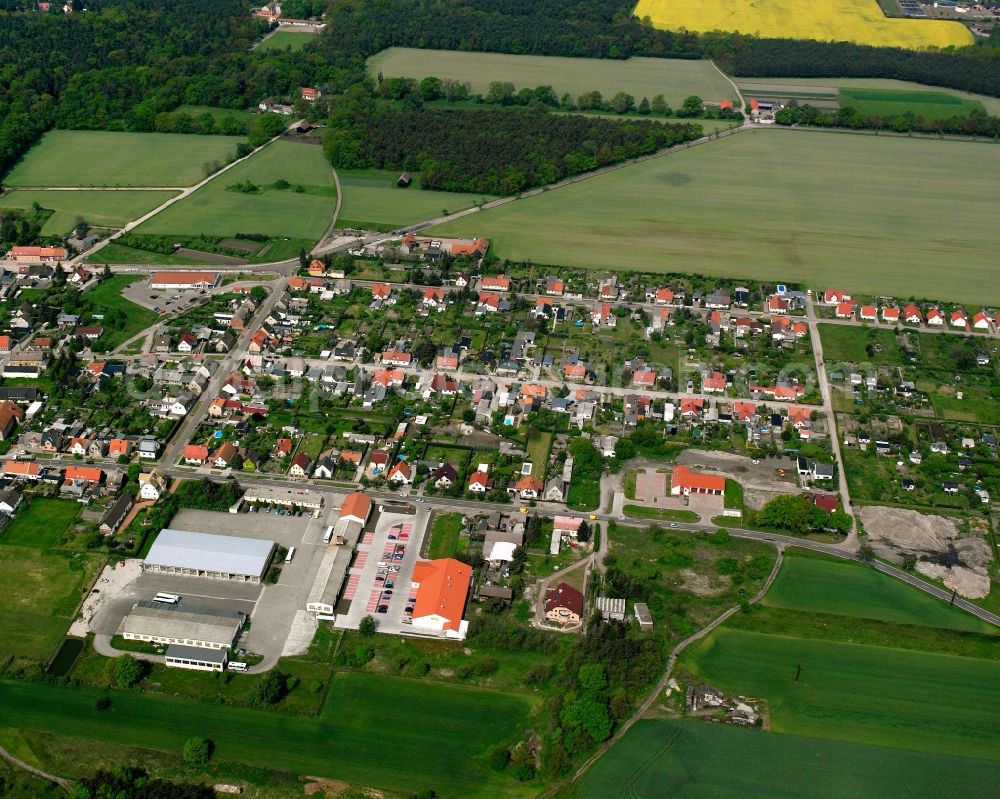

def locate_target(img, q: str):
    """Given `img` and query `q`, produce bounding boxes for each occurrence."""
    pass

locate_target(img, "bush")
[181,736,213,766]
[359,614,378,636]
[111,655,145,689]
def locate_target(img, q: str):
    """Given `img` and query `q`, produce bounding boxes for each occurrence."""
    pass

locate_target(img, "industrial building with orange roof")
[410,558,472,639]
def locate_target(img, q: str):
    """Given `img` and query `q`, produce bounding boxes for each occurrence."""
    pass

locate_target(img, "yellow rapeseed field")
[633,0,972,49]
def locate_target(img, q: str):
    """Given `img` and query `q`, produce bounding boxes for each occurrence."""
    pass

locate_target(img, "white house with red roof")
[387,461,412,485]
[702,371,726,393]
[381,350,412,367]
[882,306,900,324]
[903,304,923,324]
[546,278,564,296]
[632,370,657,387]
[860,305,878,322]
[926,307,944,326]
[679,397,704,417]
[951,310,968,328]
[972,310,992,330]
[371,282,392,301]
[468,469,493,493]
[824,289,851,305]
[767,295,790,315]
[835,301,855,319]
[480,274,510,292]
[422,287,446,311]
[652,287,675,304]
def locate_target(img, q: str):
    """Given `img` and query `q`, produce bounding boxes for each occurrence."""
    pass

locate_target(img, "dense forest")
[0,0,357,177]
[323,99,703,194]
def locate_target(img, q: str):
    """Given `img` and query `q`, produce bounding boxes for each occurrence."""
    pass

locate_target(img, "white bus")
[153,592,180,604]
[228,661,248,672]
[322,525,333,544]
[284,546,296,564]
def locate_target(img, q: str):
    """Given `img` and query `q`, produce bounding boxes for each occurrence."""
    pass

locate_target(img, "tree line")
[775,100,1000,137]
[323,97,703,195]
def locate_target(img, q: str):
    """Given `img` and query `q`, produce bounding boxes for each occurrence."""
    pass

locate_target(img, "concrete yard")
[335,503,433,636]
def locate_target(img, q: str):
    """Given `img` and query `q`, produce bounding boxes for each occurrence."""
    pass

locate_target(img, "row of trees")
[323,98,703,195]
[380,73,739,119]
[775,102,1000,138]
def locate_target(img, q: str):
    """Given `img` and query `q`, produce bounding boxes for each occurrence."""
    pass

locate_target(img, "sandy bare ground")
[679,568,728,596]
[68,558,141,636]
[859,506,993,598]
[677,449,799,508]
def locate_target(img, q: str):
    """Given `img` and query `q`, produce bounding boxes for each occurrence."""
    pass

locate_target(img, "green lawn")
[580,719,1000,799]
[4,131,245,187]
[139,140,337,240]
[622,505,700,523]
[839,87,983,120]
[368,48,736,107]
[1,499,80,550]
[427,512,464,559]
[0,673,533,798]
[431,129,1000,304]
[763,553,995,633]
[337,168,493,230]
[680,627,1000,760]
[525,430,553,472]
[817,323,902,366]
[0,501,102,664]
[173,105,255,124]
[256,29,317,52]
[0,189,177,236]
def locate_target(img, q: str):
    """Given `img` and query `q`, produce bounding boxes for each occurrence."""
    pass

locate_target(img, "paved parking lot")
[122,281,206,317]
[336,504,431,635]
[91,505,343,662]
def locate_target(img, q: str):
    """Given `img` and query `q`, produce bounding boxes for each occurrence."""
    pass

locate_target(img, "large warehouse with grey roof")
[142,529,275,582]
[119,600,245,650]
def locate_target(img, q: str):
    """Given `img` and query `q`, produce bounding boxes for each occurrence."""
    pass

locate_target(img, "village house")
[671,465,725,496]
[545,583,585,626]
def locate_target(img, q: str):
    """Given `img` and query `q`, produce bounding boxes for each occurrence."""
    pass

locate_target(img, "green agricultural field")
[579,719,1000,799]
[0,189,177,235]
[256,29,317,52]
[738,76,1000,116]
[338,169,493,230]
[431,129,1000,304]
[368,48,736,107]
[139,140,337,240]
[4,131,245,187]
[763,553,994,633]
[839,87,983,120]
[0,672,533,798]
[680,628,1000,760]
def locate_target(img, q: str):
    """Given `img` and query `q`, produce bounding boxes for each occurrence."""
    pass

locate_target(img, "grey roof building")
[164,644,229,672]
[119,600,244,649]
[143,529,275,582]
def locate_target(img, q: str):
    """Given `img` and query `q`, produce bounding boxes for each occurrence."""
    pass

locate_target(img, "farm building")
[149,271,220,290]
[164,644,228,672]
[119,600,245,650]
[5,246,67,262]
[142,529,275,582]
[410,558,472,639]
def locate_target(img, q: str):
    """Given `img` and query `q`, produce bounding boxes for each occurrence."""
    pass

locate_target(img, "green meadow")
[3,131,244,187]
[0,189,177,235]
[337,168,493,230]
[839,87,983,120]
[139,140,337,240]
[431,129,1000,304]
[256,29,317,52]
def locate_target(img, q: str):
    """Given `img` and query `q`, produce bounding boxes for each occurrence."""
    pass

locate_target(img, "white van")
[284,546,296,564]
[153,592,180,604]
